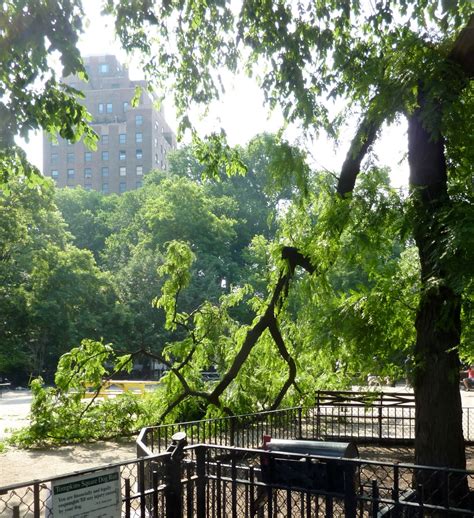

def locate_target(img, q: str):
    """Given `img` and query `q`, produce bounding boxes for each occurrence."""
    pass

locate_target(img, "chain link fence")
[2,443,473,517]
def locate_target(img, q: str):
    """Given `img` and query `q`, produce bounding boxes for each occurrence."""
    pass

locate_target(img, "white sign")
[50,467,121,518]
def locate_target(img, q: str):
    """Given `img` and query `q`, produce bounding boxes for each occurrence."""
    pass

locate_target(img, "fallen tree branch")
[267,315,301,410]
[151,97,382,418]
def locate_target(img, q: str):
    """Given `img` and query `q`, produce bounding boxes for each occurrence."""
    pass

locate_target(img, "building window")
[67,153,75,163]
[136,133,143,143]
[67,168,75,178]
[99,63,109,74]
[84,168,92,178]
[136,166,143,176]
[111,83,119,88]
[135,114,143,126]
[102,182,109,194]
[136,180,143,189]
[136,149,143,160]
[119,166,126,176]
[155,153,159,164]
[123,101,129,112]
[51,170,59,179]
[98,103,104,114]
[51,153,58,164]
[51,140,59,147]
[119,182,127,193]
[85,183,92,191]
[119,150,126,161]
[102,134,109,145]
[119,133,126,144]
[102,151,109,161]
[101,167,109,177]
[84,152,92,162]
[106,103,113,113]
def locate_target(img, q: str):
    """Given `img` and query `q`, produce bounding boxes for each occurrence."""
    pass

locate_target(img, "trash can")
[261,436,359,492]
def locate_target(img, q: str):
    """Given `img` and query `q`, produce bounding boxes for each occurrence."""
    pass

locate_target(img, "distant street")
[0,390,32,440]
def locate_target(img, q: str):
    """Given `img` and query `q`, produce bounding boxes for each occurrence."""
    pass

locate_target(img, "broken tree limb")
[337,109,382,197]
[267,315,301,410]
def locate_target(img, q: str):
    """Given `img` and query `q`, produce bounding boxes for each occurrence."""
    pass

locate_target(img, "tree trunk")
[408,92,468,504]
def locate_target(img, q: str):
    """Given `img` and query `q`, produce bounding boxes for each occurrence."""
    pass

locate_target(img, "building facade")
[43,55,176,194]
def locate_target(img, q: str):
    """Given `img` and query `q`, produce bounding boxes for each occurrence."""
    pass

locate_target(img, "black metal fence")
[137,406,304,456]
[1,443,473,517]
[138,391,474,455]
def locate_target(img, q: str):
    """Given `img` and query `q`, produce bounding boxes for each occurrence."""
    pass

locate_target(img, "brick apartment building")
[43,55,176,194]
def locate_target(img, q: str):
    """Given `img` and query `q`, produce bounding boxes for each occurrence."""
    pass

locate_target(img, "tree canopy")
[1,0,473,483]
[0,0,97,187]
[103,0,474,475]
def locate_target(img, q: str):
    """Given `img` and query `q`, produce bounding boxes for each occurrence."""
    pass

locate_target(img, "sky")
[21,0,409,187]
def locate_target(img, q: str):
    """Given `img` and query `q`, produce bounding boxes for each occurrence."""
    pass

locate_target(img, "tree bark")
[406,16,474,494]
[408,92,467,503]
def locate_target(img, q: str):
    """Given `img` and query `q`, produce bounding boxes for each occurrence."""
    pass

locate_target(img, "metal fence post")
[160,433,187,518]
[378,393,383,440]
[195,446,206,518]
[343,462,357,518]
[392,463,400,518]
[33,482,40,518]
[139,459,147,518]
[316,391,321,438]
[298,407,303,439]
[124,478,131,518]
[12,506,20,518]
[371,480,379,516]
[229,417,236,446]
[165,453,184,518]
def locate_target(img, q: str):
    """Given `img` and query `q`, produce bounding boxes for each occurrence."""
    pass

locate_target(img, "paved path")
[0,390,32,441]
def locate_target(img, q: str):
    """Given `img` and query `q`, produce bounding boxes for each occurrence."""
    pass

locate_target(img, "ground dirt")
[2,442,473,488]
[0,440,137,486]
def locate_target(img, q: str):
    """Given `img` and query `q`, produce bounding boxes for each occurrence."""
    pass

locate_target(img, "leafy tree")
[0,177,65,381]
[0,177,123,382]
[3,1,473,484]
[54,188,119,262]
[101,173,240,353]
[0,0,96,188]
[25,243,123,378]
[106,0,474,477]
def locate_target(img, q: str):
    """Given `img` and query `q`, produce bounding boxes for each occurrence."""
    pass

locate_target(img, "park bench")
[83,379,160,398]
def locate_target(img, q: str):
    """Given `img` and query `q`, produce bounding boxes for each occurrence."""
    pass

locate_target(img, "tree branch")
[208,271,291,402]
[337,110,382,196]
[267,315,301,410]
[449,14,474,79]
[281,246,316,274]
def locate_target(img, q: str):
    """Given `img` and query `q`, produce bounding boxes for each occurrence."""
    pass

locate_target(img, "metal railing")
[138,391,474,454]
[137,406,304,456]
[1,443,473,517]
